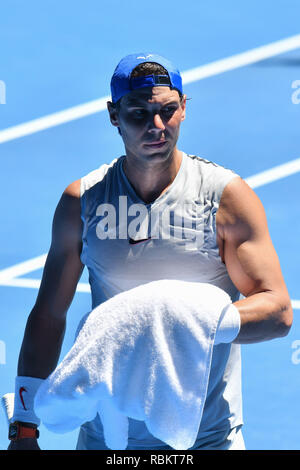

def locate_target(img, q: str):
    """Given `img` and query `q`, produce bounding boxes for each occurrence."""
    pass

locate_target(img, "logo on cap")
[136,54,154,59]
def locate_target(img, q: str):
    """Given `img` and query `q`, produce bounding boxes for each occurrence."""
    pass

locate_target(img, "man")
[8,53,293,450]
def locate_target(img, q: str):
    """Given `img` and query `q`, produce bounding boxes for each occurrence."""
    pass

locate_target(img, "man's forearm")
[233,291,293,344]
[18,307,66,379]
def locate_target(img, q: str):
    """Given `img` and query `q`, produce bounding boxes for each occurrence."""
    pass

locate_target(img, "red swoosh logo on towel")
[19,387,27,410]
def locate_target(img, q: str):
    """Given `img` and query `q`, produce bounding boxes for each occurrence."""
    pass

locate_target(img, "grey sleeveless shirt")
[80,151,243,448]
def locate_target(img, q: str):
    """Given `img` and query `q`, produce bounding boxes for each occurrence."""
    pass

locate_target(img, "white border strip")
[1,34,300,144]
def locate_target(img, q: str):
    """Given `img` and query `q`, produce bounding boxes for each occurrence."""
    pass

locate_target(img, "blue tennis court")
[0,0,300,450]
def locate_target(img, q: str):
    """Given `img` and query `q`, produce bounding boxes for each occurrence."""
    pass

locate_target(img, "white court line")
[0,254,47,281]
[181,33,300,84]
[244,157,300,188]
[0,96,110,144]
[0,277,90,292]
[1,34,300,144]
[0,253,90,292]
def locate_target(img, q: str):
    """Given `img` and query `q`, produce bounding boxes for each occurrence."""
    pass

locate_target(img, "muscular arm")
[217,177,293,344]
[18,180,84,378]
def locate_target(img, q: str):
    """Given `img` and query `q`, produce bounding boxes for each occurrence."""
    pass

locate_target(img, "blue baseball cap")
[110,53,183,103]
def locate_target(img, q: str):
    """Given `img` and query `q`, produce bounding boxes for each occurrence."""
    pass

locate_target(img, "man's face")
[108,86,186,164]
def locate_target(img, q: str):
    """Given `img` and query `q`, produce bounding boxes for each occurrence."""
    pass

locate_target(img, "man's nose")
[149,113,165,132]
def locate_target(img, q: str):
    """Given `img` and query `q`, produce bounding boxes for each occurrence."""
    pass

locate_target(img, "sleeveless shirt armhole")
[79,177,88,265]
[210,170,240,256]
[218,172,240,203]
[80,176,86,198]
[79,177,87,227]
[79,162,117,265]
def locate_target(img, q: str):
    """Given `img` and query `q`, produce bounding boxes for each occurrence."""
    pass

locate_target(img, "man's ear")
[180,95,187,122]
[107,101,120,128]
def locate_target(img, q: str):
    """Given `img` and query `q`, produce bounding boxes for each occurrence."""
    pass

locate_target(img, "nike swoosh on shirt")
[129,237,152,245]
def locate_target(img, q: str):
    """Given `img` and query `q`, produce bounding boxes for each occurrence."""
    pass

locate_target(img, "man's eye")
[162,107,176,116]
[131,109,146,117]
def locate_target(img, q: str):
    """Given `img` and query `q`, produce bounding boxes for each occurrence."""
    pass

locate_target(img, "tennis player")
[8,53,293,450]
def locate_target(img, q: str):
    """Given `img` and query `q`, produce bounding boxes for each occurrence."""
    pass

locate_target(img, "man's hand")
[8,438,40,450]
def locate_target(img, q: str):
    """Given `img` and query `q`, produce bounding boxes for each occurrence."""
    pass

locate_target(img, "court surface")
[0,0,300,450]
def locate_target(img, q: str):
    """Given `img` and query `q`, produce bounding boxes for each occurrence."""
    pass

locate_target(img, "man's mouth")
[144,141,167,148]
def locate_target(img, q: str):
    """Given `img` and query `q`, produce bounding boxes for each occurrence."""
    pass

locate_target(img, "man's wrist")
[12,376,44,426]
[8,421,39,441]
[13,421,38,428]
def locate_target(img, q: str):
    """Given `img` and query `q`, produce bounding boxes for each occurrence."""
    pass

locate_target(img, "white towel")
[34,280,238,450]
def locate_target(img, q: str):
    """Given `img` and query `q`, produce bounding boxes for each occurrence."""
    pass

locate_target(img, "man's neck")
[123,148,182,204]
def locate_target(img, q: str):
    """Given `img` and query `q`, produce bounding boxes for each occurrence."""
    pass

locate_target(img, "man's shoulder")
[219,175,263,216]
[61,157,121,202]
[185,153,235,174]
[184,152,239,197]
[64,179,81,198]
[80,156,121,195]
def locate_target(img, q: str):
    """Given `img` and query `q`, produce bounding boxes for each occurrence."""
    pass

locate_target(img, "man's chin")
[142,150,172,163]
